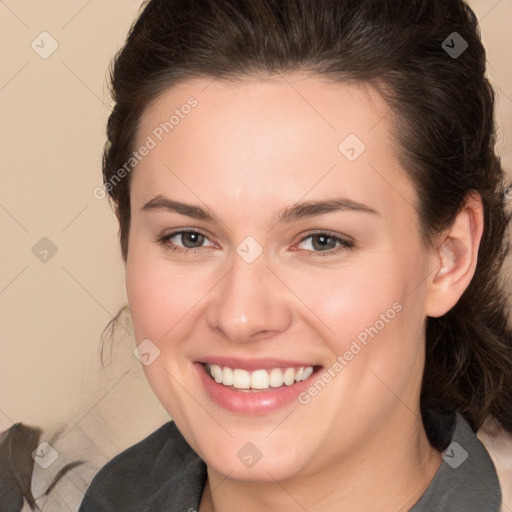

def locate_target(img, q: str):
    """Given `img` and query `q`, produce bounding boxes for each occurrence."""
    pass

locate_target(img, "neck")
[199,413,442,512]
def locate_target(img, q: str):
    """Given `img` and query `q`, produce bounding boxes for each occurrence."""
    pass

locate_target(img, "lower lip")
[195,363,319,415]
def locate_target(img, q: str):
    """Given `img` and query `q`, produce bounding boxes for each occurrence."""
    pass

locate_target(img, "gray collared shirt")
[78,413,502,511]
[410,412,502,511]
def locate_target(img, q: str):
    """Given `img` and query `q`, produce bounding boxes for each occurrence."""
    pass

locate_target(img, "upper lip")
[197,357,321,371]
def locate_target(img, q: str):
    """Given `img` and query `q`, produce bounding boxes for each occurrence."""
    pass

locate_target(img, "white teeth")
[222,366,234,386]
[283,368,295,386]
[210,364,223,383]
[206,364,315,390]
[302,366,314,380]
[251,370,269,389]
[233,369,251,389]
[269,368,284,387]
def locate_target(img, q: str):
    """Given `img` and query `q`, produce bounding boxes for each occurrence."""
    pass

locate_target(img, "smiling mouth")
[201,363,322,392]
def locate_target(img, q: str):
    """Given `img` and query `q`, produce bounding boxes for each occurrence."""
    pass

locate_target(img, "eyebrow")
[142,194,380,223]
[143,195,217,221]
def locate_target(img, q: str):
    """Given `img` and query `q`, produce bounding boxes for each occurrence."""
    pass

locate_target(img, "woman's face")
[126,73,435,481]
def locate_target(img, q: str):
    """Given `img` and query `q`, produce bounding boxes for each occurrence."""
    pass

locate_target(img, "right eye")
[156,229,216,253]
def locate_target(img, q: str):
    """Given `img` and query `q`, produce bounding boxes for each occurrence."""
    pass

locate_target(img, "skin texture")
[125,73,483,512]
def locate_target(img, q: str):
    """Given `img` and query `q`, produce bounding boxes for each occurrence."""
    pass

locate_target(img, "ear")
[424,191,484,318]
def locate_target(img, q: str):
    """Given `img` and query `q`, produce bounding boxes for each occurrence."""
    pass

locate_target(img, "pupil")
[183,232,203,248]
[314,235,334,251]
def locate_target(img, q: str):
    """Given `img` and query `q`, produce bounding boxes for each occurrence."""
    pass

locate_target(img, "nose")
[205,250,292,343]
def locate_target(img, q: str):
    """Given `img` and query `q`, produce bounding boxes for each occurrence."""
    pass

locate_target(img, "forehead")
[137,73,390,152]
[133,73,416,220]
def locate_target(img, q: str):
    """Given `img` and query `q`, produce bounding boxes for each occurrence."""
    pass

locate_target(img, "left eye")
[296,233,354,254]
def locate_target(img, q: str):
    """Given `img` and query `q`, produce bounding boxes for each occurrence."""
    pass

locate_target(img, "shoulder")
[78,421,206,512]
[412,412,502,512]
[478,419,512,511]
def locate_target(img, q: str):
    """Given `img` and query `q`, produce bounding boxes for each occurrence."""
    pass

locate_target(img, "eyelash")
[155,229,355,257]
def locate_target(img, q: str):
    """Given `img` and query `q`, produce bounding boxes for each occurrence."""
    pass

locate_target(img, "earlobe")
[425,192,484,318]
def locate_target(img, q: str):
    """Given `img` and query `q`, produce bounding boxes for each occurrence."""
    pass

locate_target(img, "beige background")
[0,0,511,509]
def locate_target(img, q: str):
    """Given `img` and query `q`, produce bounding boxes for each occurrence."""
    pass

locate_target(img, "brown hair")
[101,0,512,448]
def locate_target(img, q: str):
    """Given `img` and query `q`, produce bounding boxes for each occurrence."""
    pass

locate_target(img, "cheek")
[285,253,426,389]
[125,247,204,417]
[125,247,207,342]
[281,260,407,345]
